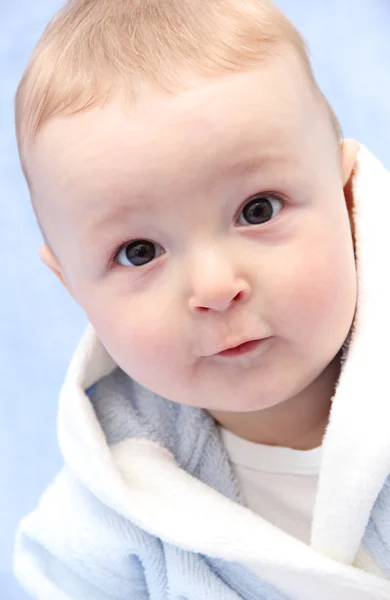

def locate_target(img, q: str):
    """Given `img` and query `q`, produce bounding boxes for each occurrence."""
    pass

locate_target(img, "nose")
[187,246,251,313]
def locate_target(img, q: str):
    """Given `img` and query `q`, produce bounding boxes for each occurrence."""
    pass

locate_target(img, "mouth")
[216,338,270,357]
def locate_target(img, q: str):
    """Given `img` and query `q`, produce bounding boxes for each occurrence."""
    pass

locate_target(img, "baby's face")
[29,51,357,412]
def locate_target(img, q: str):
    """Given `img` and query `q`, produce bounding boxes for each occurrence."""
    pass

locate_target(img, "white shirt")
[220,426,322,545]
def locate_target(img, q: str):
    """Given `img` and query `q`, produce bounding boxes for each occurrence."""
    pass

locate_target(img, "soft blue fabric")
[85,368,390,589]
[14,364,390,598]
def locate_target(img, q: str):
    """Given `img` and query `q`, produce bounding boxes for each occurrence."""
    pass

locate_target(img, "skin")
[27,51,359,450]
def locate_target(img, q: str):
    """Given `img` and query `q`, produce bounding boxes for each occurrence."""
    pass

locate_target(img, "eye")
[112,239,164,268]
[237,194,283,226]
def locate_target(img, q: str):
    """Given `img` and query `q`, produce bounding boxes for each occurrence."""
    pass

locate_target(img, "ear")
[340,139,360,244]
[39,245,74,299]
[341,139,360,187]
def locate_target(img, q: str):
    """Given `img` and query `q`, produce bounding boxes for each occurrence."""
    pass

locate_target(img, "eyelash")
[108,192,285,268]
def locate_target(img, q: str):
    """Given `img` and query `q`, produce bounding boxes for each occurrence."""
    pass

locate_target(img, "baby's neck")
[208,352,342,451]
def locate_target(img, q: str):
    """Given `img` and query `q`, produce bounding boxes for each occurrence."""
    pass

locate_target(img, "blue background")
[1,1,389,597]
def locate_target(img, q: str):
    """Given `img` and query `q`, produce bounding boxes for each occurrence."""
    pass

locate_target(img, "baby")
[13,1,390,599]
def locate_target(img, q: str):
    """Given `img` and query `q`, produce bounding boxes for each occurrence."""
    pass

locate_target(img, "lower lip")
[217,338,269,357]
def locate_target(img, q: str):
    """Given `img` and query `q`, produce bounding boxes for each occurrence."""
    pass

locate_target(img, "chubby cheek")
[88,296,186,389]
[271,233,357,353]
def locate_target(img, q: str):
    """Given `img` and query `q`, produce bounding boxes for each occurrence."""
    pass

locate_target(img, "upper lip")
[212,337,268,355]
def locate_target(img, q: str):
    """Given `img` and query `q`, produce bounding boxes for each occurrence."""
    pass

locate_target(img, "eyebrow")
[85,198,151,241]
[88,203,136,232]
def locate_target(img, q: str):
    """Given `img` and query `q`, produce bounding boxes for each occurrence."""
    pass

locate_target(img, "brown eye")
[238,194,283,226]
[117,240,161,267]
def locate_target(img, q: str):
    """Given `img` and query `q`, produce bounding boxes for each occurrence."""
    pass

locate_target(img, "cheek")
[87,294,184,380]
[270,229,357,344]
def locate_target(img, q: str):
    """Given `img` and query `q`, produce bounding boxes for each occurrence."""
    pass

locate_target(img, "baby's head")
[16,0,358,416]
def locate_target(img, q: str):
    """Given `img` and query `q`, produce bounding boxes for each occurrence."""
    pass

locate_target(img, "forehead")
[27,52,323,234]
[30,53,316,165]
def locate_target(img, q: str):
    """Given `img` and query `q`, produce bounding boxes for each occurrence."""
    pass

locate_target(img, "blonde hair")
[15,0,342,244]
